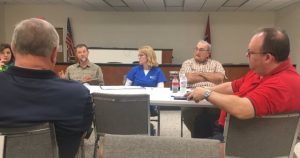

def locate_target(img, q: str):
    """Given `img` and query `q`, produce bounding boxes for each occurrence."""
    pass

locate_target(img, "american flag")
[66,18,75,61]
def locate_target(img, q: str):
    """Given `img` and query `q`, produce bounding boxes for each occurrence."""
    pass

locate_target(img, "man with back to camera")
[186,28,300,140]
[59,43,104,85]
[0,18,94,158]
[180,40,225,139]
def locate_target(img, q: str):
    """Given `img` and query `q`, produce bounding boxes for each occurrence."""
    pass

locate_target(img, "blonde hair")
[138,45,158,67]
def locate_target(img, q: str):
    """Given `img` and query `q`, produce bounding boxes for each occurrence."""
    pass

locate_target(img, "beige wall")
[0,4,4,43]
[210,12,274,64]
[276,1,300,72]
[3,4,275,65]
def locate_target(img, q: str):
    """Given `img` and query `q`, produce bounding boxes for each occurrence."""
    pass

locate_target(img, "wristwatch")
[203,89,212,100]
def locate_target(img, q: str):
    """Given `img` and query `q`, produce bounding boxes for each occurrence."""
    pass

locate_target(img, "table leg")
[157,106,160,136]
[181,107,183,137]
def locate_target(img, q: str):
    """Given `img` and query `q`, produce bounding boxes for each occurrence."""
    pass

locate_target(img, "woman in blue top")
[125,45,166,135]
[0,43,15,72]
[125,45,166,87]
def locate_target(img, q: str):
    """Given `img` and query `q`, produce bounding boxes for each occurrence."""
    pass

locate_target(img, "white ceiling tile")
[201,0,227,11]
[84,0,113,10]
[255,0,290,11]
[105,0,127,7]
[1,0,299,12]
[144,0,164,8]
[271,0,300,10]
[165,0,183,7]
[144,0,165,11]
[64,0,99,10]
[123,0,148,11]
[184,0,205,11]
[237,0,270,11]
[223,0,248,7]
[84,0,109,6]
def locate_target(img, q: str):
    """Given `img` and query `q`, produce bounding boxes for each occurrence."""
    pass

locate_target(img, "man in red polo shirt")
[186,27,300,141]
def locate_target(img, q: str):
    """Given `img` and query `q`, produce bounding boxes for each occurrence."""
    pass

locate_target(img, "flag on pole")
[66,17,75,62]
[204,15,211,44]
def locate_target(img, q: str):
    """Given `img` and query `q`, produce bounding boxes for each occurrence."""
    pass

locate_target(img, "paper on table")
[99,86,144,90]
[171,88,192,97]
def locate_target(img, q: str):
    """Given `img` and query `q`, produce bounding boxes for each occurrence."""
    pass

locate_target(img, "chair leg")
[157,106,160,136]
[181,107,183,137]
[93,135,100,158]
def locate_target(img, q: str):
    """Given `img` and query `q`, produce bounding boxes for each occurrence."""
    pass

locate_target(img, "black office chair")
[0,123,59,158]
[92,93,150,158]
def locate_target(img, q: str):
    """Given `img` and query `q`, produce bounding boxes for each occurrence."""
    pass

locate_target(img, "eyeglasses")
[246,49,267,57]
[195,47,209,52]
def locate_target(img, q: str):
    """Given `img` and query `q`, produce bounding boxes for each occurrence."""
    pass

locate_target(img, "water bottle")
[172,75,179,93]
[179,73,187,94]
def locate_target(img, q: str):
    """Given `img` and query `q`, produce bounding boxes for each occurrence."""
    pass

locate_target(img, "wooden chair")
[92,93,150,158]
[224,113,300,158]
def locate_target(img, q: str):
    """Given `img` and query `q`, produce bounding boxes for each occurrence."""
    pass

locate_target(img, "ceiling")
[0,0,299,12]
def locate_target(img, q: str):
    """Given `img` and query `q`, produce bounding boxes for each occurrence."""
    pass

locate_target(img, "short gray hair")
[197,40,211,51]
[11,18,59,57]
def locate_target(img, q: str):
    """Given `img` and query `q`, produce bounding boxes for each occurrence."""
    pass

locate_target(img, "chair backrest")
[224,113,300,158]
[92,93,150,135]
[102,134,221,158]
[0,123,59,158]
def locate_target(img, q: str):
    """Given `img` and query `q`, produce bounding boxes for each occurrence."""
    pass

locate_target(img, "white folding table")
[86,85,214,136]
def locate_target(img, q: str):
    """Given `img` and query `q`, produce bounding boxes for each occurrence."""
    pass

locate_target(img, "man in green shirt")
[59,44,104,85]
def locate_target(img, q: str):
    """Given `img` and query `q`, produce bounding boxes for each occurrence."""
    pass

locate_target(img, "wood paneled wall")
[55,63,250,87]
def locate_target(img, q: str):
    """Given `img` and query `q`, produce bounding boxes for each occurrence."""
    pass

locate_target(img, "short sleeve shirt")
[127,65,166,87]
[218,59,300,126]
[180,58,225,88]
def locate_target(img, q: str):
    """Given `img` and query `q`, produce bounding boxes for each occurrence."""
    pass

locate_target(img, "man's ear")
[50,47,58,64]
[264,53,275,63]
